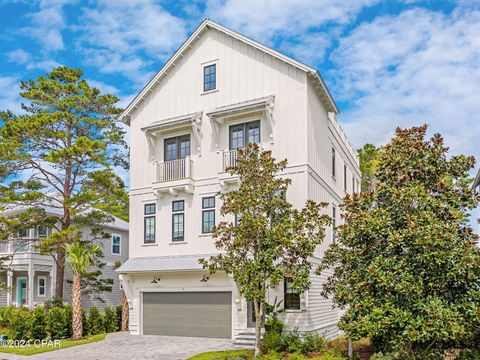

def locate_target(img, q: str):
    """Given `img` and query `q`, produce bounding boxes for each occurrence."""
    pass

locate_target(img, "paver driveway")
[0,332,236,360]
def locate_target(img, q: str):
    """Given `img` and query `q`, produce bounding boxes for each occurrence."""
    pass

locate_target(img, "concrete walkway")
[0,332,236,360]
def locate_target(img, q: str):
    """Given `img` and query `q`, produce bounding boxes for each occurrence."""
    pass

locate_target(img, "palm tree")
[66,241,100,340]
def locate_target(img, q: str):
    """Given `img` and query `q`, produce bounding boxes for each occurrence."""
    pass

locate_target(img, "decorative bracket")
[145,132,157,161]
[191,113,203,153]
[265,98,274,143]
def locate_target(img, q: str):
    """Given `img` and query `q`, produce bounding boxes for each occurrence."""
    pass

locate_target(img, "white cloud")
[7,49,60,72]
[86,79,119,95]
[330,6,480,160]
[22,0,76,52]
[0,77,22,112]
[206,0,378,43]
[75,0,187,84]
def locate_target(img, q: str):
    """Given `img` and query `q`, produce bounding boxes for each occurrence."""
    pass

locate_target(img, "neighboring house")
[0,206,129,309]
[474,169,480,192]
[117,19,360,341]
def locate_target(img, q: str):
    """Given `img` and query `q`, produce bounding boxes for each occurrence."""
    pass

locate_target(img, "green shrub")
[282,329,303,353]
[30,306,47,340]
[457,349,480,360]
[82,308,87,336]
[302,332,327,353]
[0,306,16,328]
[104,307,118,333]
[261,331,285,353]
[115,305,122,330]
[47,306,69,339]
[63,305,73,338]
[288,353,305,360]
[319,350,347,360]
[260,351,284,360]
[9,307,32,340]
[87,307,105,335]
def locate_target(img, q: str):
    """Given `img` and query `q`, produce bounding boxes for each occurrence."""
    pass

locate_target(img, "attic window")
[203,64,216,92]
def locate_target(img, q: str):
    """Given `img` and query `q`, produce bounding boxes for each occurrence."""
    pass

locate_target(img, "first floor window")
[332,204,337,243]
[172,200,185,242]
[284,278,300,310]
[202,197,215,233]
[112,234,121,255]
[37,225,48,238]
[38,277,46,297]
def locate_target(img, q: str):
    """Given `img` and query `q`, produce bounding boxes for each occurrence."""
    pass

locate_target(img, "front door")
[17,278,27,306]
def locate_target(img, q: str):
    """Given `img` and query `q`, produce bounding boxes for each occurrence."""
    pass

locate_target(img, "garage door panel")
[143,292,232,338]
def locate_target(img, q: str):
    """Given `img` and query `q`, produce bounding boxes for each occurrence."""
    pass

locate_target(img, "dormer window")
[203,64,216,92]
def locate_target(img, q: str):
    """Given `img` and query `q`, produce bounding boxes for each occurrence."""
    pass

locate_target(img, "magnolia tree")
[200,144,330,355]
[321,126,480,357]
[0,67,128,300]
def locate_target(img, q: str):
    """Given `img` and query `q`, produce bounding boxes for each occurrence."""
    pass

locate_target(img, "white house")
[118,19,360,342]
[0,206,129,309]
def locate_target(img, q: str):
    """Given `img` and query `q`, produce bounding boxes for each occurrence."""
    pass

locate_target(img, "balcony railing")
[223,149,238,172]
[154,157,192,182]
[0,239,41,254]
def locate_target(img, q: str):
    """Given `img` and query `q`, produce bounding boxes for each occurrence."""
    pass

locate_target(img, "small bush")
[82,308,87,336]
[104,307,118,333]
[47,306,69,339]
[288,353,305,360]
[87,307,105,335]
[457,349,480,360]
[115,305,122,330]
[9,307,32,340]
[261,351,284,360]
[0,306,16,328]
[302,331,327,353]
[30,306,47,340]
[261,331,285,353]
[63,305,73,338]
[282,329,303,353]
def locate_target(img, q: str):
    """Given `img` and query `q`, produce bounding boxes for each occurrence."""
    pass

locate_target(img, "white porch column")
[50,262,56,300]
[28,262,34,309]
[6,270,13,306]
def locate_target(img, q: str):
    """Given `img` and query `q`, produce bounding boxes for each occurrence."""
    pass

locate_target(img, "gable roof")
[119,18,339,124]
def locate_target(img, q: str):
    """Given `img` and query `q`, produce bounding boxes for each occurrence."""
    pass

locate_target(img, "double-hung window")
[202,197,215,234]
[38,276,46,297]
[37,225,48,238]
[284,278,301,310]
[203,64,216,92]
[332,204,337,244]
[144,203,156,244]
[229,120,260,150]
[112,234,121,255]
[172,200,185,242]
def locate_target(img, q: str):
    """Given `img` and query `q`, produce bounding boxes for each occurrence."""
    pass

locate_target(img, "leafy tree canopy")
[357,143,380,192]
[321,125,480,357]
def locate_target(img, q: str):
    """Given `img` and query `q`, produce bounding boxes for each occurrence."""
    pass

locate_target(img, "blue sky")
[0,0,479,227]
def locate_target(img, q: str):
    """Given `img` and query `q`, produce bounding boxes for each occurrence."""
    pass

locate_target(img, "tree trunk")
[55,244,65,300]
[121,290,129,331]
[254,299,263,356]
[72,272,83,340]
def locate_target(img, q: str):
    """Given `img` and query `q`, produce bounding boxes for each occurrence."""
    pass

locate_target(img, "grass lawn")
[0,333,106,356]
[187,349,253,360]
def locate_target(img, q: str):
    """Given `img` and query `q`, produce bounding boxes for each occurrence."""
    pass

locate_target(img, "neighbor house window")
[344,164,347,191]
[332,147,336,178]
[202,197,215,234]
[203,64,216,92]
[284,278,301,310]
[144,203,156,244]
[18,228,28,238]
[229,120,260,150]
[112,234,121,255]
[37,225,48,238]
[38,276,46,297]
[332,204,337,243]
[172,200,185,242]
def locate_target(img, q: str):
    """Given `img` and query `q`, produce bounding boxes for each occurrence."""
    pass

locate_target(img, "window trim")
[144,216,156,244]
[331,147,336,179]
[201,196,216,234]
[111,233,121,255]
[203,63,217,92]
[37,276,46,297]
[144,203,156,215]
[332,204,337,244]
[172,200,185,242]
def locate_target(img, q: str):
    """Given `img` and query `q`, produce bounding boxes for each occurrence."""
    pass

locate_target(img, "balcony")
[222,149,238,172]
[154,157,192,183]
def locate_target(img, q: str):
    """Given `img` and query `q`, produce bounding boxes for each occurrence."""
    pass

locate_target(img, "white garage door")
[142,292,232,339]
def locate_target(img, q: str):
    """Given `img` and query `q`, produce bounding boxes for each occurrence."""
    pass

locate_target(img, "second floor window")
[332,147,336,178]
[203,64,216,92]
[144,203,156,244]
[202,197,215,234]
[37,225,48,238]
[164,135,190,161]
[18,228,28,238]
[112,234,121,255]
[284,278,301,310]
[229,120,260,150]
[172,200,185,242]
